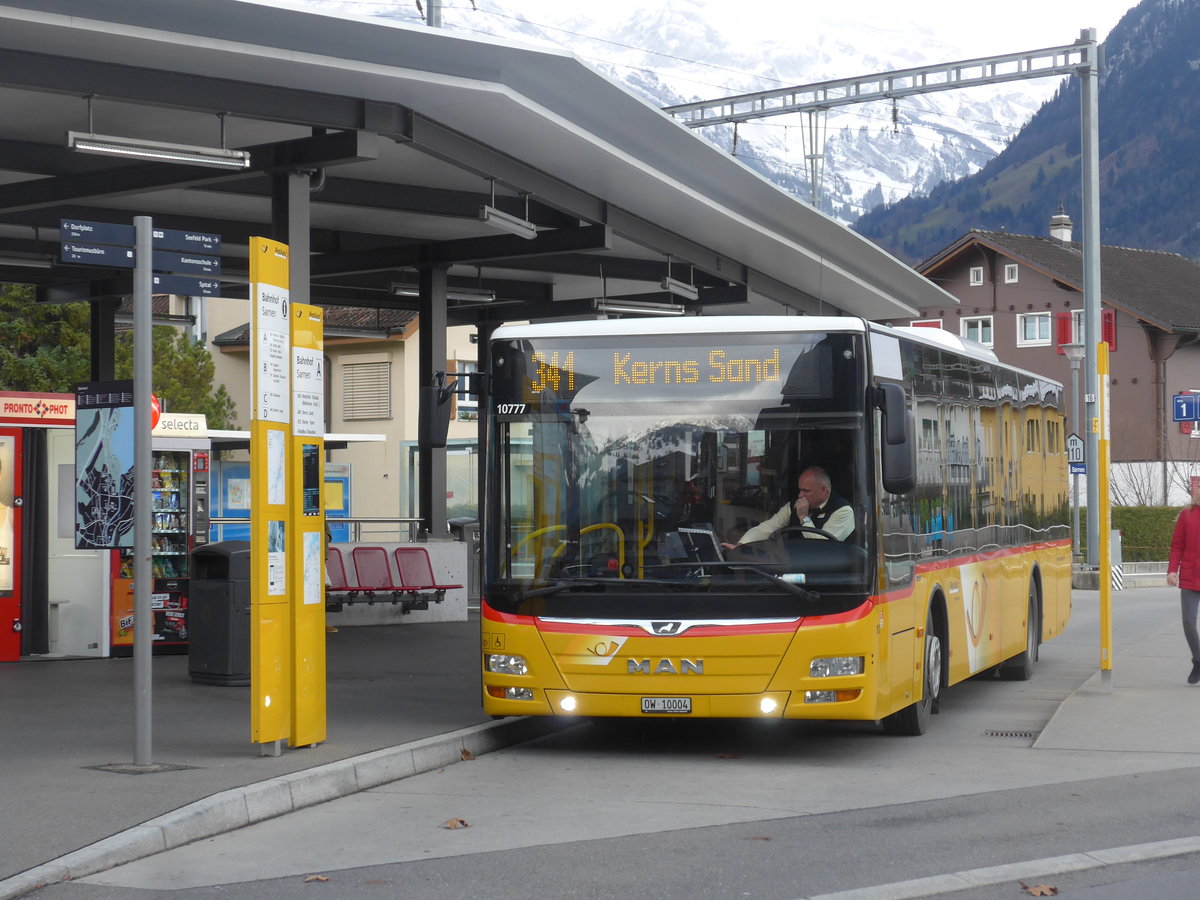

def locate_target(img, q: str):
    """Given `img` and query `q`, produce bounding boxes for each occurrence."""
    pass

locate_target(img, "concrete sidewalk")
[0,614,565,894]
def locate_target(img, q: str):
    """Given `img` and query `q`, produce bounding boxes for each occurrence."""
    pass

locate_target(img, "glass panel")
[487,332,871,618]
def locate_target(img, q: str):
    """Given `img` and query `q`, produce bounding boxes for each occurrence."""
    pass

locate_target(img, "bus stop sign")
[1067,433,1085,475]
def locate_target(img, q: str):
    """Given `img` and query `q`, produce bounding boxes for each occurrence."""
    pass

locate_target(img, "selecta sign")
[151,412,208,436]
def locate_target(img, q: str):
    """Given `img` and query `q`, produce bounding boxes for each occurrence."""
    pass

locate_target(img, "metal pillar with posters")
[249,237,293,748]
[289,303,326,747]
[0,428,20,660]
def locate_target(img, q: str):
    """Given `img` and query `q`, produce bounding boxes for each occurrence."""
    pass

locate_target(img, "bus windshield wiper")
[519,579,600,600]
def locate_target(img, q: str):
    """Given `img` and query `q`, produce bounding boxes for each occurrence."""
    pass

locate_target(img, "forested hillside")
[854,0,1200,264]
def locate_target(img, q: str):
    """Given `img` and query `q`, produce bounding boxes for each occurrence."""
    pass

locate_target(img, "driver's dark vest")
[789,491,850,536]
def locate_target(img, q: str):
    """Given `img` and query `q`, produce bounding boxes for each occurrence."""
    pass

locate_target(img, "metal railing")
[209,516,427,543]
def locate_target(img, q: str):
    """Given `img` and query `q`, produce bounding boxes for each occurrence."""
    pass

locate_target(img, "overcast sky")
[259,0,1136,56]
[509,0,1134,53]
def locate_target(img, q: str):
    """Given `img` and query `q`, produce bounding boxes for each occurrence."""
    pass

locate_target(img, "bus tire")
[999,581,1040,681]
[882,607,942,736]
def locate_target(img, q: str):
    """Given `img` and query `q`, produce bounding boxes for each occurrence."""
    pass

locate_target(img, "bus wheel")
[882,608,942,736]
[999,583,1040,681]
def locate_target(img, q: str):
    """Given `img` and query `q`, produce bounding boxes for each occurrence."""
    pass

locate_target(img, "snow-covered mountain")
[275,0,1095,225]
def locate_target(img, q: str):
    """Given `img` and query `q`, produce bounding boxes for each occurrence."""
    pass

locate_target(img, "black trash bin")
[189,541,251,686]
[447,517,480,601]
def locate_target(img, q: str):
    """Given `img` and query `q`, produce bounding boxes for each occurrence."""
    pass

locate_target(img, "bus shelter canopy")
[0,0,959,323]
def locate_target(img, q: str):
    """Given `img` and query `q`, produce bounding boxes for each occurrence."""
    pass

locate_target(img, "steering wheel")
[779,525,837,541]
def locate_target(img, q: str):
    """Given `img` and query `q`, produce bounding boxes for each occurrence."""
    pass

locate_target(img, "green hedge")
[1079,506,1181,562]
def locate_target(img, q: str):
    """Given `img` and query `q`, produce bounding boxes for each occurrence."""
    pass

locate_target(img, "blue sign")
[60,219,135,247]
[152,228,221,254]
[151,273,222,296]
[60,242,135,267]
[152,249,220,276]
[1069,462,1086,475]
[1174,394,1199,422]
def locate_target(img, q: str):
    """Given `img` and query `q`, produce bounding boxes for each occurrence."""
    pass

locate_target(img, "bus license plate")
[641,697,691,714]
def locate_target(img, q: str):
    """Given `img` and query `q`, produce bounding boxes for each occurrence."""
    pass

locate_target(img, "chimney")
[1050,205,1073,243]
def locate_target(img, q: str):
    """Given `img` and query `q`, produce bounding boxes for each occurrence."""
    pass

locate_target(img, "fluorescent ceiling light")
[392,284,497,303]
[479,204,537,240]
[67,131,251,170]
[660,276,699,300]
[593,299,686,316]
[0,253,53,269]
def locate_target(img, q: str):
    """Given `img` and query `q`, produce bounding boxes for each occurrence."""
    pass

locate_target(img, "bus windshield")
[486,330,871,619]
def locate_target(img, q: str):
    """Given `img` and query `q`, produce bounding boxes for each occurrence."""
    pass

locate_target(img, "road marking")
[803,835,1200,900]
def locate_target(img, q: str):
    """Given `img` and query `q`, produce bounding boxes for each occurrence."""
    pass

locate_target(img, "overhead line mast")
[663,40,1092,207]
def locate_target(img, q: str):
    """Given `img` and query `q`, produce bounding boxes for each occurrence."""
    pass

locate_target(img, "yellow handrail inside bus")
[512,523,627,576]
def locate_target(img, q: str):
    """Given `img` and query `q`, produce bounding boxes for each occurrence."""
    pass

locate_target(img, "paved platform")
[0,614,564,894]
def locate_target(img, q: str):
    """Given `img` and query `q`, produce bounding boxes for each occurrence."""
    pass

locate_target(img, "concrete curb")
[0,716,568,900]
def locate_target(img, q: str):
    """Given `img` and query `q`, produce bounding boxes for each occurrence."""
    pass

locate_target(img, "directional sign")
[151,273,222,296]
[60,242,135,267]
[152,249,220,276]
[60,219,135,247]
[151,228,221,254]
[1173,393,1199,422]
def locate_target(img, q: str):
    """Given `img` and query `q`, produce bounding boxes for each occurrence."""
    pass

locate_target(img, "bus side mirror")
[877,383,915,494]
[418,373,457,449]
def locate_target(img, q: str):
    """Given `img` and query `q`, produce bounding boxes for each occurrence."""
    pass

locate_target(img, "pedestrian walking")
[1166,484,1200,684]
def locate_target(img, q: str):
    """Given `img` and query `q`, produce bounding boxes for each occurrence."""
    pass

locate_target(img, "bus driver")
[721,466,854,549]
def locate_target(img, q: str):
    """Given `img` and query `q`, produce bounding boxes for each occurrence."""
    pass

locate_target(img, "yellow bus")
[480,317,1071,734]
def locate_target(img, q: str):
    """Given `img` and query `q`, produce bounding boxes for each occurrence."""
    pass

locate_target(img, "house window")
[910,318,943,329]
[453,360,478,420]
[969,267,984,286]
[1004,263,1019,283]
[342,360,392,420]
[1025,418,1042,454]
[960,315,993,347]
[1016,312,1052,347]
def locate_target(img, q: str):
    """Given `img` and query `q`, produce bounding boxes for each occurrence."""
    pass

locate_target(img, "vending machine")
[110,416,211,655]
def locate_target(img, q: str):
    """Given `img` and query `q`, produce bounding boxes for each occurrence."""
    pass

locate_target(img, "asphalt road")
[25,586,1200,900]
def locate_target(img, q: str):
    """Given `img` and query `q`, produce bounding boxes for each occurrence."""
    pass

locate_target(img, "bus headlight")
[485,654,529,675]
[809,656,864,677]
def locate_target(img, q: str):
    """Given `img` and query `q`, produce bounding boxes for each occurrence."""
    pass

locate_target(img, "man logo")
[652,621,682,635]
[627,658,704,674]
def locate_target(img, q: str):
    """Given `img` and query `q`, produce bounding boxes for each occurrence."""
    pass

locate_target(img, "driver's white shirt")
[736,500,854,544]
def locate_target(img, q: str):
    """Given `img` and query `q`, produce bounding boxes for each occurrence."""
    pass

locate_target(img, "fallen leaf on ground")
[716,752,739,759]
[441,817,470,829]
[1019,882,1058,896]
[743,836,772,841]
[461,748,476,760]
[303,874,330,883]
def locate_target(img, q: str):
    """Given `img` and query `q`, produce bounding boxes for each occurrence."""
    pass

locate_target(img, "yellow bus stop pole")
[1097,341,1113,693]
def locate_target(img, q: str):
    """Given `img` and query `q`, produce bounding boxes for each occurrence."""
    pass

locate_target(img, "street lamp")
[1062,342,1086,560]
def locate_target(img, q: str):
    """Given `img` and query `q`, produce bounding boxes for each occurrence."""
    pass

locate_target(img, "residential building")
[883,210,1200,505]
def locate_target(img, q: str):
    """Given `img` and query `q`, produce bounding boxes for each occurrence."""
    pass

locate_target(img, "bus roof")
[491,316,1062,390]
[491,316,866,341]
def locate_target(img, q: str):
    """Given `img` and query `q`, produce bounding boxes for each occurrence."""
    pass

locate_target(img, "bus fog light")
[486,654,528,675]
[805,690,837,703]
[809,656,864,677]
[759,698,778,714]
[560,696,577,712]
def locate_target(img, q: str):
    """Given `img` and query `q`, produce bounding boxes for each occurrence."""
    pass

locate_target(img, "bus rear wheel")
[882,608,942,736]
[999,582,1040,681]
